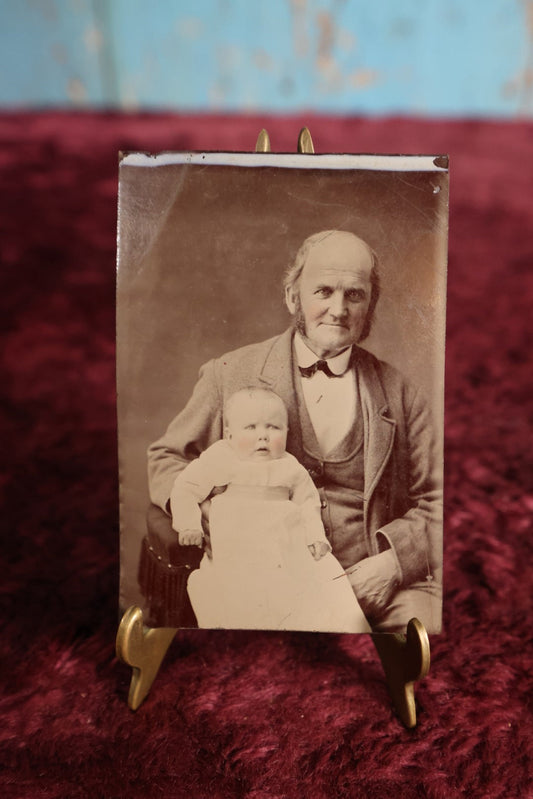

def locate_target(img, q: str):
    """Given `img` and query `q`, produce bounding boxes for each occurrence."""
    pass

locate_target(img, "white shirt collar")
[293,332,352,375]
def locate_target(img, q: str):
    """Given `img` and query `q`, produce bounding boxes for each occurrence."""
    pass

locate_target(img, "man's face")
[286,232,373,359]
[225,395,288,462]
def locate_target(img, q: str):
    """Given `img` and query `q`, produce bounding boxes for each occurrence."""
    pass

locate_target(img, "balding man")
[148,230,442,632]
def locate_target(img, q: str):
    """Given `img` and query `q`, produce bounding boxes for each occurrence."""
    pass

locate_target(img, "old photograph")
[116,151,448,634]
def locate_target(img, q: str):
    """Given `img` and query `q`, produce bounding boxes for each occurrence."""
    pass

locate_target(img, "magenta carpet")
[0,113,532,798]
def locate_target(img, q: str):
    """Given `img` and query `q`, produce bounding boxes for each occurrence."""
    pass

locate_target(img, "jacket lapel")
[257,327,305,461]
[355,348,397,500]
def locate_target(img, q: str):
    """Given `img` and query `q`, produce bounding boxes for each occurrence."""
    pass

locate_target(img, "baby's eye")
[266,424,280,430]
[245,424,256,430]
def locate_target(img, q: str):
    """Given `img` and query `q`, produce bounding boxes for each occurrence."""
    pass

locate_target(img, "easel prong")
[297,127,315,154]
[116,606,177,710]
[371,618,430,728]
[255,129,271,152]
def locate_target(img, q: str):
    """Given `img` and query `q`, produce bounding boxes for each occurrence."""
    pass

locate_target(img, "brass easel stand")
[116,127,431,727]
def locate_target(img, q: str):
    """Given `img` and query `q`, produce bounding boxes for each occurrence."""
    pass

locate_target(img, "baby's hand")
[179,529,204,547]
[308,540,331,561]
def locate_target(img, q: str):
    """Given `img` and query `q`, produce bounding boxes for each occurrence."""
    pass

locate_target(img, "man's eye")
[315,288,332,297]
[346,290,365,302]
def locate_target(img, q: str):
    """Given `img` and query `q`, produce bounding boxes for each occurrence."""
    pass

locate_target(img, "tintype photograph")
[116,151,448,635]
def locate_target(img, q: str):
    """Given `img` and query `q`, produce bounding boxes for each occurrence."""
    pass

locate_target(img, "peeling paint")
[253,49,275,72]
[1,1,532,116]
[28,0,58,23]
[349,69,381,91]
[501,0,533,112]
[337,28,356,54]
[316,10,335,64]
[67,77,87,104]
[84,26,103,54]
[314,8,376,96]
[314,9,346,93]
[121,84,139,111]
[51,43,67,65]
[176,17,204,39]
[289,0,309,57]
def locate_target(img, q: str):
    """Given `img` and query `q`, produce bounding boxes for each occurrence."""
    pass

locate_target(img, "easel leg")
[116,606,177,710]
[371,617,430,728]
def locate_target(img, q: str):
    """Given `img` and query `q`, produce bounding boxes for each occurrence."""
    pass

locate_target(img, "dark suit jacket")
[148,328,442,588]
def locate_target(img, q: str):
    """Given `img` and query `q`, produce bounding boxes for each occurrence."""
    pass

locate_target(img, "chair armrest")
[146,503,203,569]
[137,504,202,628]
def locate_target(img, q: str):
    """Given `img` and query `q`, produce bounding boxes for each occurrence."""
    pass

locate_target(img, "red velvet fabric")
[1,113,532,798]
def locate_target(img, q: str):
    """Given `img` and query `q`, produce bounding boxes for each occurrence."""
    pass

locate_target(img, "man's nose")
[329,291,348,317]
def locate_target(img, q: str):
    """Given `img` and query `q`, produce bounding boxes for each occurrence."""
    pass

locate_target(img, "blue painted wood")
[0,0,103,105]
[0,0,531,116]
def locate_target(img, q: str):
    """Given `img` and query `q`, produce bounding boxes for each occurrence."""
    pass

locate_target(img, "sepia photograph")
[116,151,448,635]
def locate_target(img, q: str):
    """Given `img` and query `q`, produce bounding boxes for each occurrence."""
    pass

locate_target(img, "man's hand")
[308,540,331,561]
[346,550,400,620]
[179,528,203,547]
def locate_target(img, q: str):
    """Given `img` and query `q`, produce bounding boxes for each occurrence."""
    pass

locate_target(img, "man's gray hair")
[283,230,381,342]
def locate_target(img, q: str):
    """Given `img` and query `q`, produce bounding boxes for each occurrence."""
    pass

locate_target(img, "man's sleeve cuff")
[376,530,403,586]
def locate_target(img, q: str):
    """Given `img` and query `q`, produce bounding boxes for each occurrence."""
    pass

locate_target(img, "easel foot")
[116,606,177,710]
[371,617,430,728]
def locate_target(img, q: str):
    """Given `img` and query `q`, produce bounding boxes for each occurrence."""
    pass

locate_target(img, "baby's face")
[225,395,288,462]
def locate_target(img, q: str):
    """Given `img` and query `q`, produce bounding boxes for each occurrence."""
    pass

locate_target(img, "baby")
[170,387,370,632]
[173,386,330,559]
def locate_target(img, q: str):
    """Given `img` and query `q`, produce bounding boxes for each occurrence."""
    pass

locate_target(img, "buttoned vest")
[293,363,368,570]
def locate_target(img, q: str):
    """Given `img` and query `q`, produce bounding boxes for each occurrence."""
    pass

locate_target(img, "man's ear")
[285,284,297,315]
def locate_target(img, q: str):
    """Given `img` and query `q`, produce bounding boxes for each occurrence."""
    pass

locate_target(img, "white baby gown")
[172,441,370,633]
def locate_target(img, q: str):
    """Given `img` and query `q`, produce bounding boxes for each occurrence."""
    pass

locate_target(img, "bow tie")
[299,360,341,378]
